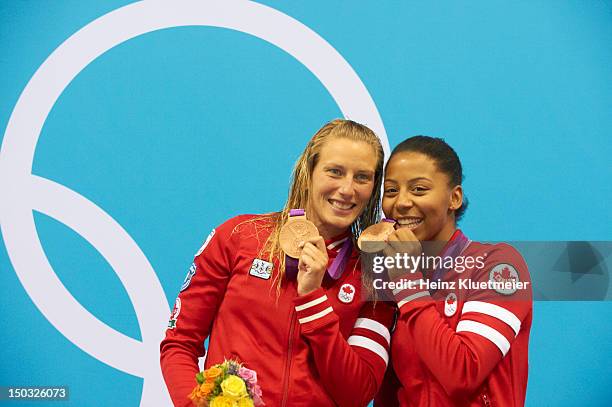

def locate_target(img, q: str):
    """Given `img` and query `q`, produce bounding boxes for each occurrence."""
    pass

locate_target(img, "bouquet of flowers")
[189,360,265,407]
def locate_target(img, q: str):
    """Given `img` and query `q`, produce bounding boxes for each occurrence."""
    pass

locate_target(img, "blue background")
[1,1,611,405]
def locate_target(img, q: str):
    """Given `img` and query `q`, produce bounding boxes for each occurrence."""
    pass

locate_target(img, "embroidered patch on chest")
[249,258,273,280]
[444,292,458,317]
[338,283,356,304]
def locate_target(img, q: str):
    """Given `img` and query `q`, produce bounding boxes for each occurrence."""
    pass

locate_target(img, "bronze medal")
[279,215,320,258]
[358,220,396,253]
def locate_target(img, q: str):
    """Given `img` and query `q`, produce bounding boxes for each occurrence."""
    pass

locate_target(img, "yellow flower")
[210,395,237,407]
[237,397,254,407]
[220,375,247,399]
[205,366,224,381]
[200,381,215,397]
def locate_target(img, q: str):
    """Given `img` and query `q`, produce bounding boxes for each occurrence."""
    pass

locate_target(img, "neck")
[315,223,348,242]
[432,219,457,242]
[423,224,457,257]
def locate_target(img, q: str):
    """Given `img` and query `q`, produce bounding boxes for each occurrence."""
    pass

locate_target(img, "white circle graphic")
[0,1,389,406]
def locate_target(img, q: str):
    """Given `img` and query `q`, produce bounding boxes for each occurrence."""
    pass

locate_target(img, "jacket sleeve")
[293,288,396,407]
[159,218,239,407]
[393,244,532,399]
[373,361,401,407]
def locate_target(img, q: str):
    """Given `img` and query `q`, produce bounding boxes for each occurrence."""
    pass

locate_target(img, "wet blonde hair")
[258,119,385,294]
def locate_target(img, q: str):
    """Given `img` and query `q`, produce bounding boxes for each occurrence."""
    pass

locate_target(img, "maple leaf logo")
[343,285,354,294]
[446,296,456,305]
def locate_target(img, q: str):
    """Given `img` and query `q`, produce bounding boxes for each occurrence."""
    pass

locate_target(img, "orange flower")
[189,387,199,401]
[205,366,224,381]
[200,381,215,397]
[189,386,208,407]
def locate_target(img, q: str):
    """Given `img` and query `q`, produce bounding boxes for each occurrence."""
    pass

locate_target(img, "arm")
[159,218,239,407]
[293,290,396,407]
[373,361,401,407]
[394,244,532,399]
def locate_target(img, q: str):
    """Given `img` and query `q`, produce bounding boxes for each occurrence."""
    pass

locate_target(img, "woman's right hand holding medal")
[296,237,329,296]
[383,227,423,282]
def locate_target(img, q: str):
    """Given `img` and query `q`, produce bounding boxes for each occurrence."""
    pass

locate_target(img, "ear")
[449,185,463,212]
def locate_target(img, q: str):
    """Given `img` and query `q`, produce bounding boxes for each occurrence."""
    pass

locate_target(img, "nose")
[395,190,414,211]
[338,176,355,197]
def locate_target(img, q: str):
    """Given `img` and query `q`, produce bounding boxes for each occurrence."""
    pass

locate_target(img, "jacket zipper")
[280,310,297,407]
[482,392,491,407]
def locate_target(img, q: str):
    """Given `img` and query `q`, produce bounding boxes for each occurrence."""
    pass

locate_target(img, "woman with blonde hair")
[161,119,395,407]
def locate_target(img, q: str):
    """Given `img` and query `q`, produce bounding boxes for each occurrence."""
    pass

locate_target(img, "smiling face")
[383,151,463,242]
[307,137,378,240]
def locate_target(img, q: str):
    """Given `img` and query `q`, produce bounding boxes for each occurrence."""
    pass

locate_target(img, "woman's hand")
[383,227,423,281]
[296,236,329,296]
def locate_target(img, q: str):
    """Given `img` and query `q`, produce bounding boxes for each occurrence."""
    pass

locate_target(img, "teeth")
[397,218,423,229]
[330,200,353,210]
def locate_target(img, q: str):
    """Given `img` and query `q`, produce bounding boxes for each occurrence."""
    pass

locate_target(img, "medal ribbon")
[284,209,354,281]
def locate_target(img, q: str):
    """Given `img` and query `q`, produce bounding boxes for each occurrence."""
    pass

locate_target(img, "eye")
[411,185,429,194]
[383,187,398,195]
[355,173,373,183]
[327,168,342,177]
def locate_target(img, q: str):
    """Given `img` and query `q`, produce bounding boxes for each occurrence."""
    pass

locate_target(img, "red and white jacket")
[160,214,395,407]
[375,230,532,407]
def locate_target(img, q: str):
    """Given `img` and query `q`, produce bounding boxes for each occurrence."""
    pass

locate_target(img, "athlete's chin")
[322,213,357,234]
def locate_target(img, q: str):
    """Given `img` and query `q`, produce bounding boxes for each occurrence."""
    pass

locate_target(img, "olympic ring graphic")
[0,1,388,406]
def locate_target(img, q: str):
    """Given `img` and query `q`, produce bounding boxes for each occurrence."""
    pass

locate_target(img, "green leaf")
[196,372,204,385]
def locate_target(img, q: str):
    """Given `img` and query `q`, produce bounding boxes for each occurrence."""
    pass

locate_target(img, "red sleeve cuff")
[392,277,433,315]
[293,287,338,332]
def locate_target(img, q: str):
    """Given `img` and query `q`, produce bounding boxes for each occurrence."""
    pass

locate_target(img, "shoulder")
[215,213,275,235]
[194,213,276,257]
[468,241,527,269]
[465,241,532,296]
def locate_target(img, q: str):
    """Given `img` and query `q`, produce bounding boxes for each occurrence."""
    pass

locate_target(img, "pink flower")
[251,384,265,407]
[238,367,258,385]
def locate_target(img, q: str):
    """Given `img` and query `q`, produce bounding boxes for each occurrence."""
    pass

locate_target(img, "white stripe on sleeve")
[397,291,430,308]
[347,335,389,365]
[298,306,333,324]
[456,320,511,356]
[353,318,390,345]
[295,295,328,312]
[462,301,521,336]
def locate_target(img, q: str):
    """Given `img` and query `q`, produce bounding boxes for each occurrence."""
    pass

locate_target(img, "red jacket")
[375,231,532,407]
[160,214,395,407]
